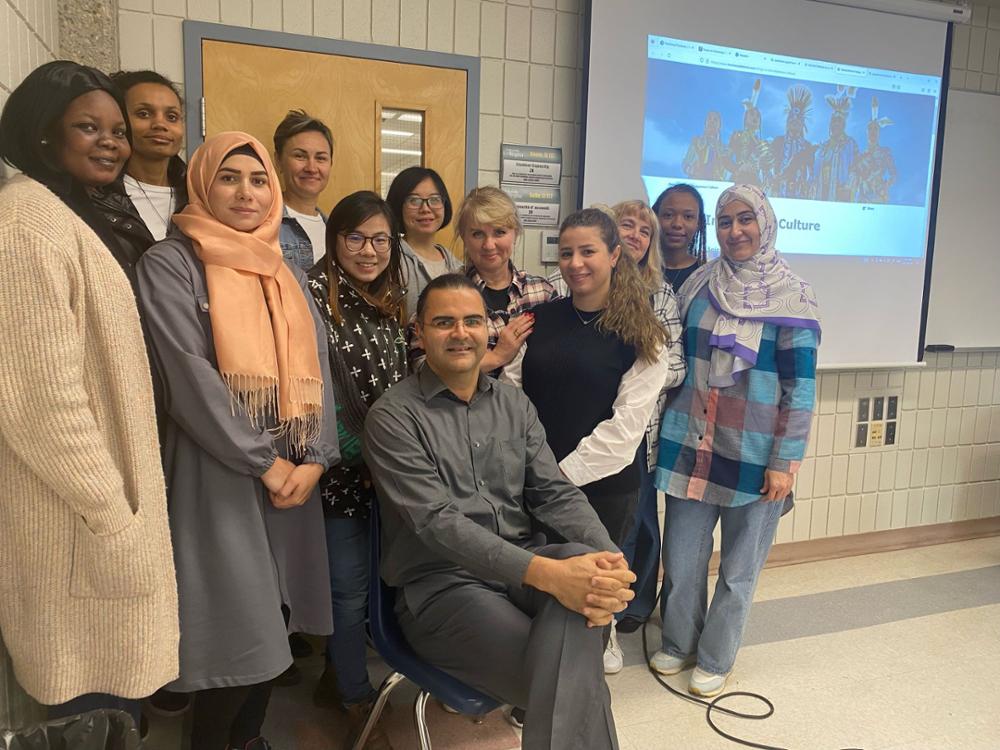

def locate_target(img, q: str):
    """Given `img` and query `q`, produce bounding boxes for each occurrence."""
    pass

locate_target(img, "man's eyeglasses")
[404,194,444,210]
[340,232,392,254]
[425,315,486,331]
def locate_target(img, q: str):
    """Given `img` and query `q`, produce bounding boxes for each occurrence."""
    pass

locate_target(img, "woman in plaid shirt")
[650,184,820,698]
[407,187,557,373]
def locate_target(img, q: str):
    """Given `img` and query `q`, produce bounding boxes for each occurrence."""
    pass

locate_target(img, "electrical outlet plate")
[853,389,902,451]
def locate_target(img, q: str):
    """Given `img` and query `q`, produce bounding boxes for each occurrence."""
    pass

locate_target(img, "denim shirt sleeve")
[279,215,316,274]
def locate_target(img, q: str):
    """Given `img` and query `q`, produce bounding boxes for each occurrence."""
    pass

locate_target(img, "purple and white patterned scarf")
[678,184,821,387]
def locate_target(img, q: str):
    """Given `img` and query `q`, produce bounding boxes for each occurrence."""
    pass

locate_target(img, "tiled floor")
[146,536,1000,750]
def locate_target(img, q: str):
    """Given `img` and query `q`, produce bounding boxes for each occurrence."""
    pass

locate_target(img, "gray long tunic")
[136,234,339,692]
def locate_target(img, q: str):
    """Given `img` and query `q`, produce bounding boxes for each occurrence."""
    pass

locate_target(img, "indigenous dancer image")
[727,79,770,187]
[813,86,860,202]
[769,86,815,199]
[851,96,897,204]
[683,111,728,180]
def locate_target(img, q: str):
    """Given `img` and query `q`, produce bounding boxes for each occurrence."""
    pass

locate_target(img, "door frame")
[182,20,481,195]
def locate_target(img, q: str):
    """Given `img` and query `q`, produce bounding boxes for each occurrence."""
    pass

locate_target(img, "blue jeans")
[325,515,375,706]
[618,466,660,622]
[659,496,782,675]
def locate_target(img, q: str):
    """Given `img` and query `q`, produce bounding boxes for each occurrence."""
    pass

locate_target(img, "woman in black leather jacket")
[88,70,188,290]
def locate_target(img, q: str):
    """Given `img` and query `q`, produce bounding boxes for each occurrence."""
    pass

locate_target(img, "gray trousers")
[397,543,619,750]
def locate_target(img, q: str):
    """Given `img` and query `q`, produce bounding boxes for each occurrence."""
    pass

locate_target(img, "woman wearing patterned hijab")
[136,131,339,750]
[306,191,407,749]
[650,184,820,698]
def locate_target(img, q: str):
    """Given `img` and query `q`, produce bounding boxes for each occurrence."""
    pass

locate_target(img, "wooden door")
[201,39,467,245]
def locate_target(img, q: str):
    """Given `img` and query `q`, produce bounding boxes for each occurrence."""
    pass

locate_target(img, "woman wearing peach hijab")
[136,132,339,750]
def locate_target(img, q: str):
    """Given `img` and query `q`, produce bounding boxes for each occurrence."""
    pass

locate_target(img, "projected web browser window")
[642,35,942,260]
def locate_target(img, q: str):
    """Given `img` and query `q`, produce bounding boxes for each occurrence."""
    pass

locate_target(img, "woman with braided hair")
[652,183,708,294]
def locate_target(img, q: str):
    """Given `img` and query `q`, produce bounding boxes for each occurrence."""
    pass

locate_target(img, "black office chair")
[353,504,501,750]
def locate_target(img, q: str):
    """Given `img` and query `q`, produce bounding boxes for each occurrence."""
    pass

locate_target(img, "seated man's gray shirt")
[363,366,617,613]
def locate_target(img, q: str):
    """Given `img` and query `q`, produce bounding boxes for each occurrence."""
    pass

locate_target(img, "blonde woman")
[408,186,557,373]
[609,201,687,647]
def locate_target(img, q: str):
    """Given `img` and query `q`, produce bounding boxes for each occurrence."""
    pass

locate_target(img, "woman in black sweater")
[503,208,671,546]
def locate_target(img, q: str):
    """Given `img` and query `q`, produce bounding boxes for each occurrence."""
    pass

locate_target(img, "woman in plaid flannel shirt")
[407,186,558,373]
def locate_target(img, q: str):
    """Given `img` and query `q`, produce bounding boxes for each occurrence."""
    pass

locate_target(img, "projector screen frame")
[577,0,595,219]
[916,22,954,363]
[578,0,956,367]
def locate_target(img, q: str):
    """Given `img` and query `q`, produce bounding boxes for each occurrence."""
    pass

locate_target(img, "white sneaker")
[688,667,729,697]
[603,621,624,674]
[504,705,525,729]
[648,650,696,676]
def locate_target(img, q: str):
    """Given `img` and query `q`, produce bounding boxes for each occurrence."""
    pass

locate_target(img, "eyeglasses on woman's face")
[340,232,392,254]
[404,194,444,210]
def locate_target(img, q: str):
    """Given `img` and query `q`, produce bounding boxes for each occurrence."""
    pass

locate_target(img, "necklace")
[130,175,174,230]
[572,305,602,326]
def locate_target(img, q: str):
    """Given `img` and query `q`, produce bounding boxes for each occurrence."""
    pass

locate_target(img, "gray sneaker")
[648,650,696,676]
[688,667,729,697]
[603,621,624,674]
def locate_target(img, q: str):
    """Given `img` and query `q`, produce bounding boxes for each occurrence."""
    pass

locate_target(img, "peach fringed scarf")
[173,132,323,453]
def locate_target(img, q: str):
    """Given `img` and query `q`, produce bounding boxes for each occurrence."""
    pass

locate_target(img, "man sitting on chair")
[363,273,634,750]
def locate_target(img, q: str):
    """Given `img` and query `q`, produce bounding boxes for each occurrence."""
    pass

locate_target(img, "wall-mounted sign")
[500,144,563,187]
[503,185,561,228]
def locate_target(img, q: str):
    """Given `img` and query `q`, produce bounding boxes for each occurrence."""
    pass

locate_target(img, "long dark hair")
[559,208,668,364]
[385,166,453,233]
[652,183,708,265]
[1,61,131,190]
[324,190,407,324]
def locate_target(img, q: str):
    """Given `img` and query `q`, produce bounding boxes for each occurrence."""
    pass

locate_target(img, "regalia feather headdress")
[743,79,762,111]
[825,85,857,117]
[785,85,813,130]
[870,96,893,129]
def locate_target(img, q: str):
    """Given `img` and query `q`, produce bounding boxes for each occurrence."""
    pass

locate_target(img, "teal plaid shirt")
[655,285,818,507]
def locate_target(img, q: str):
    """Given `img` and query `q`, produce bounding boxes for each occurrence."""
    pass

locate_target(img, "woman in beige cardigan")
[0,61,178,724]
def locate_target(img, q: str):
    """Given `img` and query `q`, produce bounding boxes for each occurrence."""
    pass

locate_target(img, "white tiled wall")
[773,351,1000,545]
[2,0,994,545]
[115,0,586,274]
[951,1,1000,93]
[0,0,58,167]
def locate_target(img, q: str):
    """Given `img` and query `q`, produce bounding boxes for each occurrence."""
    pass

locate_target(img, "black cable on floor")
[638,596,865,750]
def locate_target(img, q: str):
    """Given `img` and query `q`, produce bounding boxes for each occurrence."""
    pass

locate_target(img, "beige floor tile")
[753,536,1000,602]
[611,603,1000,750]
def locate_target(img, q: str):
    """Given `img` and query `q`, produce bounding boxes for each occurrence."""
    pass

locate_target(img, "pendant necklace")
[133,176,174,230]
[572,305,602,326]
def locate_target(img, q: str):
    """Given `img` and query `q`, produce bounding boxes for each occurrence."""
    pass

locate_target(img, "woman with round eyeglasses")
[307,190,407,750]
[386,166,462,316]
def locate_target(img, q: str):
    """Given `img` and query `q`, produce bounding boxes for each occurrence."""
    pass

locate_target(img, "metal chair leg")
[414,690,433,750]
[352,671,406,750]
